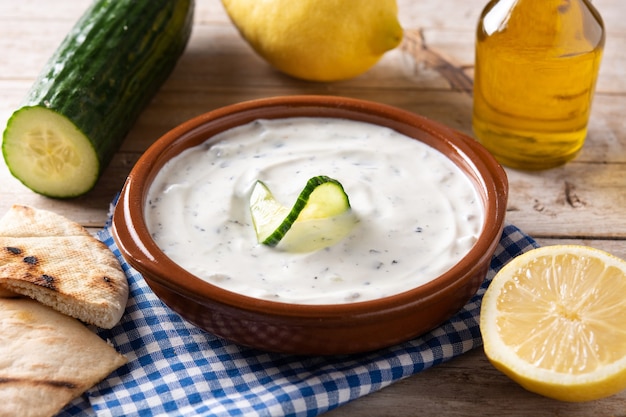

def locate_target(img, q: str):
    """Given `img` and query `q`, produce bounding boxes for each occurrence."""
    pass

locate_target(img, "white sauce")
[145,118,484,304]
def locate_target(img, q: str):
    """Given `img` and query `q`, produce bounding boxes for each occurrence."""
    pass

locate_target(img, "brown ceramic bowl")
[112,95,508,355]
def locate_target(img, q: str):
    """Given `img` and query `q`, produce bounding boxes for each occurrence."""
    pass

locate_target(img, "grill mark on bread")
[5,252,59,290]
[28,273,57,290]
[23,255,38,265]
[5,246,22,255]
[0,376,77,390]
[10,271,58,291]
[101,275,117,287]
[38,274,56,289]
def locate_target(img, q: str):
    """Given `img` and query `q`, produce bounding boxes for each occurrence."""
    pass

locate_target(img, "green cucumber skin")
[263,176,349,247]
[14,0,194,186]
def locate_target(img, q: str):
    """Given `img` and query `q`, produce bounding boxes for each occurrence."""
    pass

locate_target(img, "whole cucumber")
[2,0,194,198]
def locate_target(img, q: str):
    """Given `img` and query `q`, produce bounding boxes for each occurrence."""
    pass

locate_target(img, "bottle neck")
[479,0,604,52]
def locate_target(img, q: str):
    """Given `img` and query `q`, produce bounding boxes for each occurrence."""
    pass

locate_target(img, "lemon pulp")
[480,245,626,402]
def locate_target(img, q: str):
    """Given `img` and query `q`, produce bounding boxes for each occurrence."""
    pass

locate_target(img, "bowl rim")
[112,95,508,318]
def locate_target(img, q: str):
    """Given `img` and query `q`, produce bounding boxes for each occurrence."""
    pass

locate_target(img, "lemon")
[221,0,403,81]
[480,245,626,402]
[249,176,356,252]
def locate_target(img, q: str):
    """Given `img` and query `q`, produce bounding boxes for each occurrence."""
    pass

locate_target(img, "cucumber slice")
[249,175,355,251]
[3,106,99,198]
[249,180,291,244]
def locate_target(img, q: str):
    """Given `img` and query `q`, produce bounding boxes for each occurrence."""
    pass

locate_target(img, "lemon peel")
[221,0,403,81]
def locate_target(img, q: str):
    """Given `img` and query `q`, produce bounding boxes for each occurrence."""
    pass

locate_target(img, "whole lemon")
[221,0,403,82]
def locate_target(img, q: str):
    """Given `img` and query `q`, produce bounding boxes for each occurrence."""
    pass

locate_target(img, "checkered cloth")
[59,211,538,417]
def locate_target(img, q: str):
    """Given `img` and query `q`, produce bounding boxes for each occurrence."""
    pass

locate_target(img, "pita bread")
[0,297,127,417]
[0,205,128,329]
[0,287,16,298]
[0,204,92,237]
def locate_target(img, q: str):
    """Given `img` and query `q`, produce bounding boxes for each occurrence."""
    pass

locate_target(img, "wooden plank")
[0,1,625,416]
[537,238,626,259]
[505,163,626,238]
[1,2,623,93]
[326,348,626,417]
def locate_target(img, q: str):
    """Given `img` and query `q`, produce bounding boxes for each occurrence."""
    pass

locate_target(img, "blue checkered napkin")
[59,222,537,417]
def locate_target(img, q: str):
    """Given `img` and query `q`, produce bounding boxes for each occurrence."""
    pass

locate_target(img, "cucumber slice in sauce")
[3,106,99,198]
[249,175,355,251]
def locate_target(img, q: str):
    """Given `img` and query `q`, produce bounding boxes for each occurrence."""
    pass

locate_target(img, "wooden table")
[1,1,625,415]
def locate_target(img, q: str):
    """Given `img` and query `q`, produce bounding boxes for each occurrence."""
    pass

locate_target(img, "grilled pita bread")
[0,297,127,417]
[0,286,16,298]
[0,205,128,329]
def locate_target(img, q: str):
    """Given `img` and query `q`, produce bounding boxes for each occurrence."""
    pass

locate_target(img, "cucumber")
[2,0,194,198]
[250,175,356,252]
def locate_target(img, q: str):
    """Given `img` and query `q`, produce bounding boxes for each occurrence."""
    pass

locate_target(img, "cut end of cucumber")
[249,176,355,252]
[2,106,100,198]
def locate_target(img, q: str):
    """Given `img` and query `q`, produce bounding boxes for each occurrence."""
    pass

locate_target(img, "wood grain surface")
[1,1,625,415]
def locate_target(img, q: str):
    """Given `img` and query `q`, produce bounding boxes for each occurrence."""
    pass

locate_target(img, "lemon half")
[480,245,626,402]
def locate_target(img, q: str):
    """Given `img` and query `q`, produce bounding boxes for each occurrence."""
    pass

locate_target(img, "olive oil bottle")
[472,0,604,170]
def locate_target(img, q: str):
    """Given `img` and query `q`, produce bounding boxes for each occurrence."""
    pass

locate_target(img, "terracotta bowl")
[112,95,508,355]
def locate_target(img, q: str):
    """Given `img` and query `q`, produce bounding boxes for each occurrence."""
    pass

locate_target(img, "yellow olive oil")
[472,0,604,170]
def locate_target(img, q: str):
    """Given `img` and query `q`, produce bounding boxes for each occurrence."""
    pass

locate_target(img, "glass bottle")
[472,0,605,170]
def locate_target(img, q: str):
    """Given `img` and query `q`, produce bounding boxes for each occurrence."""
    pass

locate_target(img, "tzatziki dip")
[145,117,484,304]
